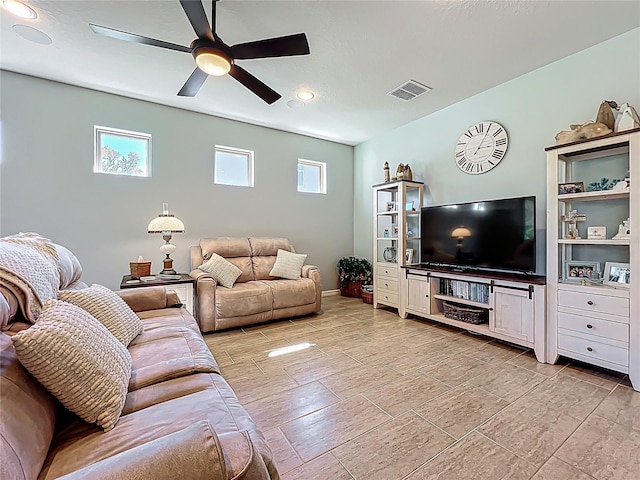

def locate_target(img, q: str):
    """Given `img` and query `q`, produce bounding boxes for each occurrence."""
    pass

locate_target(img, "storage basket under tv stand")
[401,265,547,362]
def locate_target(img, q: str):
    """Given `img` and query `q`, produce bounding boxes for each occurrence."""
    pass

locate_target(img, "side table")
[120,273,194,314]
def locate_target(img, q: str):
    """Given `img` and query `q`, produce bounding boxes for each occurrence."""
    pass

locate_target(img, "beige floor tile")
[531,456,595,480]
[419,353,498,387]
[466,340,527,364]
[333,411,454,480]
[281,453,353,480]
[319,363,402,399]
[263,427,303,474]
[416,383,509,439]
[478,396,582,467]
[226,369,299,404]
[218,358,262,379]
[525,373,610,420]
[562,361,626,390]
[556,414,640,480]
[244,381,339,430]
[283,352,362,384]
[468,363,546,402]
[593,384,640,430]
[254,345,328,372]
[380,346,451,373]
[280,395,391,462]
[507,351,568,376]
[406,431,537,480]
[363,373,450,417]
[425,333,487,355]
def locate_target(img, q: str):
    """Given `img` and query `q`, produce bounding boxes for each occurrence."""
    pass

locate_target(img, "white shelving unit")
[372,180,423,310]
[546,128,639,391]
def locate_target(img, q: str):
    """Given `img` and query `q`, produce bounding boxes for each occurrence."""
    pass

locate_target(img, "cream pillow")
[269,249,307,280]
[11,299,131,432]
[59,284,143,346]
[198,253,242,288]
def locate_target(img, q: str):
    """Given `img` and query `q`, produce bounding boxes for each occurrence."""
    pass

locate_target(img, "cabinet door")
[491,286,534,343]
[406,275,430,314]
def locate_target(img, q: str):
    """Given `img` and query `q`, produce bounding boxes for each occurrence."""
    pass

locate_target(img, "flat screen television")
[420,196,536,274]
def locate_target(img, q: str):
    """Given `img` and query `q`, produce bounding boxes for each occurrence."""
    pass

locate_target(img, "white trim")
[322,289,340,296]
[214,144,254,187]
[298,158,326,194]
[94,125,151,177]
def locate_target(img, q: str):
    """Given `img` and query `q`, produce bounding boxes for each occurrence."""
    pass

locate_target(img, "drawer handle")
[587,347,593,352]
[385,270,389,274]
[384,296,389,300]
[384,283,389,287]
[586,324,593,329]
[587,301,594,306]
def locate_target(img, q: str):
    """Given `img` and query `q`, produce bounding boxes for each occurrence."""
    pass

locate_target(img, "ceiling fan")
[90,0,310,104]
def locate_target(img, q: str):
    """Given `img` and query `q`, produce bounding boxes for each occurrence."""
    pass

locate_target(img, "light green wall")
[353,28,640,274]
[0,71,354,290]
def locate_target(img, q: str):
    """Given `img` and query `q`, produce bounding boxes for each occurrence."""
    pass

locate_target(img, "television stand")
[401,265,547,362]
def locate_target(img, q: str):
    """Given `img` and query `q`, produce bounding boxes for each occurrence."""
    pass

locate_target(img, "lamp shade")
[148,215,185,233]
[451,227,471,239]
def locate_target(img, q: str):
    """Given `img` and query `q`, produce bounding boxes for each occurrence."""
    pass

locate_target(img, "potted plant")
[337,256,372,297]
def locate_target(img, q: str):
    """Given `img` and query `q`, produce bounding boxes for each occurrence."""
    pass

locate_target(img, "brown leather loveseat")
[190,237,321,332]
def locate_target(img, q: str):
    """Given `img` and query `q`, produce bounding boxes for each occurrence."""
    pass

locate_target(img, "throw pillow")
[198,253,242,288]
[269,249,307,280]
[59,284,143,346]
[11,299,132,432]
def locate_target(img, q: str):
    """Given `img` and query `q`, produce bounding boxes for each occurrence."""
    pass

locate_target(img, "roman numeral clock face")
[455,121,509,175]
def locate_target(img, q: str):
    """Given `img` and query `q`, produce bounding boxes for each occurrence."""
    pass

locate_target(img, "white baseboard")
[322,289,340,297]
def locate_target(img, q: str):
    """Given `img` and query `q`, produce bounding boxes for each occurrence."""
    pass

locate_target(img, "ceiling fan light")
[296,89,315,101]
[2,0,37,19]
[195,48,231,76]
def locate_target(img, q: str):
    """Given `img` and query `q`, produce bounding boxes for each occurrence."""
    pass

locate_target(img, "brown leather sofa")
[1,288,278,479]
[190,237,321,332]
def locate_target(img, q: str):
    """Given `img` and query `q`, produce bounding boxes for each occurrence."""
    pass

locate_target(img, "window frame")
[297,158,327,194]
[94,125,152,177]
[214,144,255,187]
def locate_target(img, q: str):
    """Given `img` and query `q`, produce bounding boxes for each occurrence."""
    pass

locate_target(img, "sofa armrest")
[302,265,322,312]
[117,286,181,313]
[56,421,226,480]
[190,269,218,332]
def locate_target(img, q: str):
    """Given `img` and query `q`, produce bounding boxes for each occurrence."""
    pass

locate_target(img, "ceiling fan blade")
[178,68,209,97]
[211,0,218,37]
[229,64,281,104]
[90,24,191,53]
[230,33,310,60]
[179,0,213,41]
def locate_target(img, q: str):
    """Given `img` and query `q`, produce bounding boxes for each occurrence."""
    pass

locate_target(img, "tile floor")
[203,296,640,480]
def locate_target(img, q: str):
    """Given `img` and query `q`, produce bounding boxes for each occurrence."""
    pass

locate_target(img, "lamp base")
[161,256,176,275]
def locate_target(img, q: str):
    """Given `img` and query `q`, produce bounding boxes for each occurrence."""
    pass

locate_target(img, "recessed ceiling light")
[296,89,315,102]
[287,100,305,109]
[12,24,51,44]
[2,0,37,19]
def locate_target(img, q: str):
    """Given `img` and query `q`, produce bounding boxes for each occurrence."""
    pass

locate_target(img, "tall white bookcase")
[372,180,423,311]
[546,128,639,391]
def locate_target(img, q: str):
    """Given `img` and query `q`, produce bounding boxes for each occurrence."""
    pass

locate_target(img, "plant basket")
[340,280,365,298]
[443,301,487,325]
[361,285,373,304]
[129,261,151,279]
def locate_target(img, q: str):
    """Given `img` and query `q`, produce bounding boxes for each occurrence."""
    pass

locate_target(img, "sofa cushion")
[269,249,307,280]
[248,237,293,256]
[54,243,83,290]
[11,299,131,432]
[268,278,318,309]
[1,333,58,480]
[198,253,242,288]
[215,281,273,319]
[59,284,143,346]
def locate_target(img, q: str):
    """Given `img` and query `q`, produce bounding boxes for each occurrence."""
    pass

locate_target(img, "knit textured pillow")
[198,253,242,288]
[59,284,143,346]
[11,299,132,432]
[269,249,307,280]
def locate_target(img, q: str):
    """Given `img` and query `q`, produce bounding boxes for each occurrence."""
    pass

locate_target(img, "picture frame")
[94,125,151,177]
[558,182,585,195]
[405,201,415,211]
[562,260,600,283]
[603,262,630,287]
[587,226,607,240]
[405,249,414,264]
[386,201,396,212]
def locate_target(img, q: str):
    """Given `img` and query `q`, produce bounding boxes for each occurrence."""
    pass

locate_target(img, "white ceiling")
[2,1,639,146]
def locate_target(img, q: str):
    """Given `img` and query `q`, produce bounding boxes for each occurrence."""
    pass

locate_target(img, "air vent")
[388,80,432,102]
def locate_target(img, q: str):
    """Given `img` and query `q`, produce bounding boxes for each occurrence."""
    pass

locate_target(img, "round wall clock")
[455,121,509,175]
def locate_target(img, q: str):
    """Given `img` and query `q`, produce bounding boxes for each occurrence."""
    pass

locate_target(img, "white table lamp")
[148,203,185,274]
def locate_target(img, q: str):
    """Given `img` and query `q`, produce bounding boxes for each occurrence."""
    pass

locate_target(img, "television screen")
[420,196,536,273]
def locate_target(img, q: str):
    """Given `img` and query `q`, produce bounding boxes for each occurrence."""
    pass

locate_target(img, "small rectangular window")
[214,145,254,187]
[94,126,151,177]
[297,159,326,194]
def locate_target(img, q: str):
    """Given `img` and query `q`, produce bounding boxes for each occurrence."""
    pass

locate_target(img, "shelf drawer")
[557,290,629,317]
[558,333,628,367]
[376,263,398,277]
[375,277,398,292]
[558,312,629,343]
[376,289,398,306]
